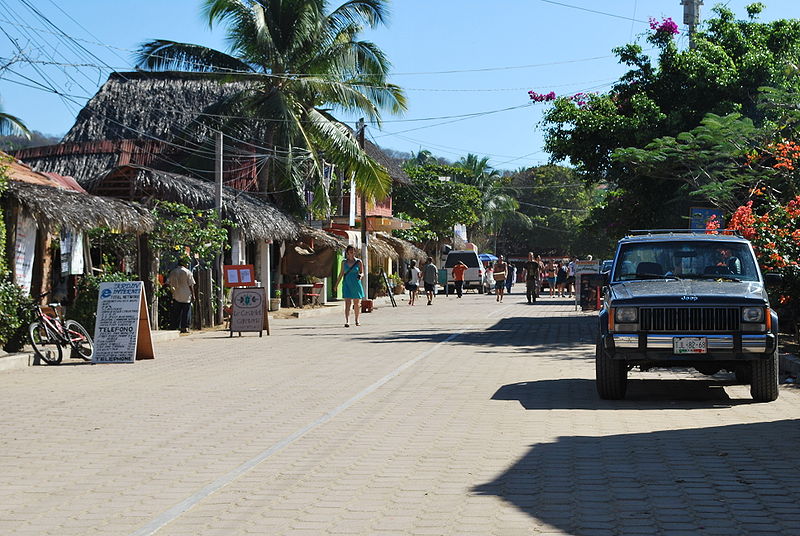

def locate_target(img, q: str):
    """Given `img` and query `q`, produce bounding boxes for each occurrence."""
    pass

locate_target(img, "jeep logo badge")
[681,295,698,301]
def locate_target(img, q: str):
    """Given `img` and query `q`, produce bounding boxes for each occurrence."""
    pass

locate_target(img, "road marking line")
[129,327,472,536]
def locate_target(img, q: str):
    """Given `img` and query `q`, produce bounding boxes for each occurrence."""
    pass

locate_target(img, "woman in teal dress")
[334,245,364,327]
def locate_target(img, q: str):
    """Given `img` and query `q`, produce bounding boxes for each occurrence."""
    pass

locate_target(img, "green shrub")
[67,271,137,335]
[0,280,34,352]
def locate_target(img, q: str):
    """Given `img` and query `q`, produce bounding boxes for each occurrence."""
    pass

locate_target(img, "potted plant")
[389,273,405,294]
[269,290,282,311]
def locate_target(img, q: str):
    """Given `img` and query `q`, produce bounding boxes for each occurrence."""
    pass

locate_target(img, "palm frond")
[0,112,30,138]
[326,0,389,34]
[134,39,252,72]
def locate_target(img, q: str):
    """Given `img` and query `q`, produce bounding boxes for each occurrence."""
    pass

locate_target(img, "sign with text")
[93,281,154,363]
[13,211,36,293]
[230,287,268,337]
[224,264,255,287]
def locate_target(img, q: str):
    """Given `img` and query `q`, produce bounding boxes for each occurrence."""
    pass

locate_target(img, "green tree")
[541,4,800,234]
[136,0,406,215]
[393,163,481,242]
[496,165,598,256]
[453,153,530,251]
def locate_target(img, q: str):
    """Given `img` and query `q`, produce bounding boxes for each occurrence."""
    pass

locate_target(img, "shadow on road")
[491,377,759,410]
[354,316,598,353]
[473,419,800,535]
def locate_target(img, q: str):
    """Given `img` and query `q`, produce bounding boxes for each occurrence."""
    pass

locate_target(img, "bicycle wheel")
[28,321,63,365]
[64,320,94,361]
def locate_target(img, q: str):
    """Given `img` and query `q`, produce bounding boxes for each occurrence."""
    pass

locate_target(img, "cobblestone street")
[1,293,799,535]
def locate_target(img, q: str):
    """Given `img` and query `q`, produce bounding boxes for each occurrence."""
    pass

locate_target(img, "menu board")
[93,281,154,363]
[224,265,255,287]
[229,287,268,336]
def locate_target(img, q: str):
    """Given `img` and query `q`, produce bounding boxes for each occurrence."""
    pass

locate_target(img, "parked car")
[596,231,781,402]
[444,250,484,293]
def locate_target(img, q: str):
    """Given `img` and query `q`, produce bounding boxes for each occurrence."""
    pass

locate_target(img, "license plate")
[673,337,707,354]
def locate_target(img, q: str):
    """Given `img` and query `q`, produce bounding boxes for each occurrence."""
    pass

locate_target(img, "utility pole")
[214,130,224,325]
[356,118,369,297]
[682,0,703,49]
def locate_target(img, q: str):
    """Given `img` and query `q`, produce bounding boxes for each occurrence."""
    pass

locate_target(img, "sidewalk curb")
[0,351,34,372]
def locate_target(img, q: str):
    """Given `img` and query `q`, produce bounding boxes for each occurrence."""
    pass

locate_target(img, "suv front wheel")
[750,348,779,402]
[595,338,627,400]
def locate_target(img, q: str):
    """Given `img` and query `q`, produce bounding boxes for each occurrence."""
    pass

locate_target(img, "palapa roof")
[376,232,427,262]
[60,71,409,184]
[2,153,153,233]
[367,234,397,260]
[64,71,248,144]
[4,182,154,234]
[297,226,348,250]
[85,165,300,242]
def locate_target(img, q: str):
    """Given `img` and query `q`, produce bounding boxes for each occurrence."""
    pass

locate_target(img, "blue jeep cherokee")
[597,231,781,402]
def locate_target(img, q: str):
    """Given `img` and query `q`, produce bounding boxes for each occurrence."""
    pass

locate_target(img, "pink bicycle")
[28,296,94,365]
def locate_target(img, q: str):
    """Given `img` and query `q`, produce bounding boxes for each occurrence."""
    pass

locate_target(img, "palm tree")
[454,154,530,249]
[135,0,406,215]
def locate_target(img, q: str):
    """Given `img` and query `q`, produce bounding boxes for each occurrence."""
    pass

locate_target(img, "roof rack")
[626,229,743,237]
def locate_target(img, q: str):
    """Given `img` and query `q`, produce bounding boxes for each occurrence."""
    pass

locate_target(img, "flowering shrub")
[649,17,680,35]
[528,90,593,106]
[708,193,800,327]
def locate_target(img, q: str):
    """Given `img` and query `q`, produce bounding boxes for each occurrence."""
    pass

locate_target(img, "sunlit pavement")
[1,292,798,535]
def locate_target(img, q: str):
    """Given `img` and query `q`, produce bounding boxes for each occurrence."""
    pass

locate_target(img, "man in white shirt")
[167,257,195,333]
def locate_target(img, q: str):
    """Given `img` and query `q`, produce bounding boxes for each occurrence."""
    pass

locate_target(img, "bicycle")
[28,295,94,365]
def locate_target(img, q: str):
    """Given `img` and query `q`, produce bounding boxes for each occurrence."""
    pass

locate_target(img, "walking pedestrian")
[423,256,438,305]
[493,255,507,302]
[545,260,557,297]
[167,256,195,333]
[334,245,364,327]
[406,259,420,306]
[567,256,577,297]
[484,262,494,295]
[505,263,516,295]
[523,252,540,304]
[452,260,467,298]
[556,260,568,297]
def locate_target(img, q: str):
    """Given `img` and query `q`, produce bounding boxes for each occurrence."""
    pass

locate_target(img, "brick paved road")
[1,293,798,535]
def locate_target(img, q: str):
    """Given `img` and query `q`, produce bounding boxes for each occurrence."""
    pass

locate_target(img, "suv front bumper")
[607,332,776,359]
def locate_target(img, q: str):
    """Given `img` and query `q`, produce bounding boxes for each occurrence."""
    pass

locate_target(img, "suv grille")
[639,307,740,332]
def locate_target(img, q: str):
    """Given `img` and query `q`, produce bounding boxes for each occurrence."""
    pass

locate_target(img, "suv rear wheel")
[750,348,779,402]
[595,338,627,399]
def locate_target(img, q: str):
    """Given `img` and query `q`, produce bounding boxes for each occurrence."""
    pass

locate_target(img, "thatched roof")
[4,181,154,233]
[297,226,348,250]
[62,71,409,183]
[64,72,248,144]
[367,234,397,260]
[376,233,426,262]
[85,165,300,242]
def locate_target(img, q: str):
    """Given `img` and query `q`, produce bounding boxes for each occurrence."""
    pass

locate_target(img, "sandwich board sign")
[574,260,600,311]
[93,281,154,363]
[230,287,269,337]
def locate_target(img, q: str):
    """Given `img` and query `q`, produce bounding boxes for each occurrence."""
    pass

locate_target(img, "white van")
[444,250,485,293]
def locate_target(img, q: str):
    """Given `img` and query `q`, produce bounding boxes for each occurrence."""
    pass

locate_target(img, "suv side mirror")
[764,272,783,287]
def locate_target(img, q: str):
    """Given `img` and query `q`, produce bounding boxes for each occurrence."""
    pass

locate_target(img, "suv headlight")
[742,307,765,323]
[614,307,638,323]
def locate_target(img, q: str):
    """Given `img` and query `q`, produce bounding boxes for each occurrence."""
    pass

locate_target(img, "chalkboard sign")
[230,287,269,337]
[93,281,154,363]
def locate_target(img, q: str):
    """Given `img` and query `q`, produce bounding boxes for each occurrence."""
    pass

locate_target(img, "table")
[295,284,313,307]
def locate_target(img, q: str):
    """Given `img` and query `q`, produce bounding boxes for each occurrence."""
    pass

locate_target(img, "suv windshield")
[445,253,480,268]
[612,240,760,282]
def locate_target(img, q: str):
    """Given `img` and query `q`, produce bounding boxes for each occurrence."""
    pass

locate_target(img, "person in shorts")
[406,259,420,306]
[493,255,507,303]
[423,257,438,305]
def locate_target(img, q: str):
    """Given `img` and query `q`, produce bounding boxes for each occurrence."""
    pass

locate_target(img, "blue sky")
[2,0,800,171]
